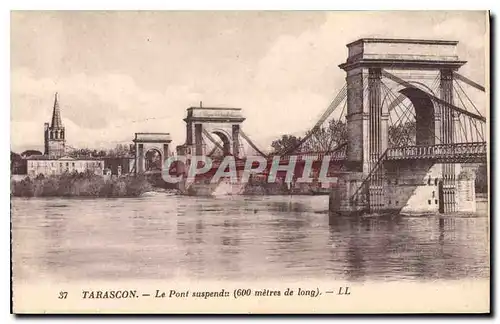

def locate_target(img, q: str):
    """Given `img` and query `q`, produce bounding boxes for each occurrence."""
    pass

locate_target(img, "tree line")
[67,144,135,158]
[270,118,416,154]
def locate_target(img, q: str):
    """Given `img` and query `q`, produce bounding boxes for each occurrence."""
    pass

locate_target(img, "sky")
[10,11,488,153]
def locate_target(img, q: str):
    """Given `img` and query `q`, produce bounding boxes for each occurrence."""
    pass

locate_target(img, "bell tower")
[44,92,66,158]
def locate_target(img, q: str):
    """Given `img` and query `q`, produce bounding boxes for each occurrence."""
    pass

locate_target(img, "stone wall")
[329,161,477,215]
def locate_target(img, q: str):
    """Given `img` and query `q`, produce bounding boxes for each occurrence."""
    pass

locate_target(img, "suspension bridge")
[133,38,487,215]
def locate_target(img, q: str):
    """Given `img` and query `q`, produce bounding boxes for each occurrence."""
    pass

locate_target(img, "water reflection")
[11,196,489,283]
[326,213,489,281]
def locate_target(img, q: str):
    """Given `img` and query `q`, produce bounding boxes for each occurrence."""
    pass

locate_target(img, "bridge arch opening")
[145,148,162,171]
[384,85,436,148]
[399,87,435,146]
[210,130,231,157]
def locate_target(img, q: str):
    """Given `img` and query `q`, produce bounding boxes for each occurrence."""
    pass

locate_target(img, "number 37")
[58,291,68,299]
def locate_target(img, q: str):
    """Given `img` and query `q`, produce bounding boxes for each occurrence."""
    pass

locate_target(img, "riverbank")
[11,173,153,198]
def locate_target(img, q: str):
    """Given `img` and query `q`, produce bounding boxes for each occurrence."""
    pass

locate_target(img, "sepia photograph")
[10,10,490,314]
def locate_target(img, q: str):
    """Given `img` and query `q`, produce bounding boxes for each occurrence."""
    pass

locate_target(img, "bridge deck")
[273,142,487,163]
[169,142,487,175]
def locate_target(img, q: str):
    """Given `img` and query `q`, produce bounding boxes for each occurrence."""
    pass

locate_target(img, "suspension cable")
[453,72,486,92]
[383,85,401,146]
[454,79,485,118]
[382,70,486,122]
[454,84,484,141]
[383,83,415,126]
[453,83,473,142]
[202,129,227,154]
[429,74,441,95]
[280,83,348,156]
[382,82,415,121]
[382,81,442,146]
[239,129,268,158]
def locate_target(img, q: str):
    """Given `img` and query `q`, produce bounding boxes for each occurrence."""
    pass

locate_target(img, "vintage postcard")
[10,11,490,314]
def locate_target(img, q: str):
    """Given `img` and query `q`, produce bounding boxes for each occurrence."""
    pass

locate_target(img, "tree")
[112,144,133,157]
[301,118,347,152]
[11,151,21,161]
[20,150,43,158]
[68,144,133,158]
[11,151,25,174]
[271,135,303,155]
[68,148,94,158]
[388,121,416,148]
[103,144,133,157]
[270,118,347,154]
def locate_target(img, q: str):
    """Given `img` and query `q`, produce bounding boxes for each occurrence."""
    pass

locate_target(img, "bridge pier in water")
[330,38,481,216]
[330,162,477,215]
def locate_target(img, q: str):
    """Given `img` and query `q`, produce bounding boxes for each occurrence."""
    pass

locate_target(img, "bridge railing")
[279,151,346,162]
[386,142,487,160]
[209,151,346,168]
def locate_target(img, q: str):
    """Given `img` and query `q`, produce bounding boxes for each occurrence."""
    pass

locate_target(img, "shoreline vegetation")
[10,172,322,198]
[11,172,155,198]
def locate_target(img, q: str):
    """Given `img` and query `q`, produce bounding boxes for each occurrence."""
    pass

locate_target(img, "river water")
[11,195,489,283]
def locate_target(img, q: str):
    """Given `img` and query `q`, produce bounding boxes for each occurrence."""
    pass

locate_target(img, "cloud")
[10,68,198,151]
[243,12,488,149]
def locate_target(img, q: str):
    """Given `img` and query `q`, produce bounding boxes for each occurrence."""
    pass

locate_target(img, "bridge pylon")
[330,38,484,215]
[177,105,246,158]
[174,105,247,195]
[133,133,172,174]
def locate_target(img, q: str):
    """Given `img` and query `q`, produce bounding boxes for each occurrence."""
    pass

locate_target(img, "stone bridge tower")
[331,38,473,215]
[177,103,246,158]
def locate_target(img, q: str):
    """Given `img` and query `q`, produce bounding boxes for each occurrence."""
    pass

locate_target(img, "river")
[11,194,489,284]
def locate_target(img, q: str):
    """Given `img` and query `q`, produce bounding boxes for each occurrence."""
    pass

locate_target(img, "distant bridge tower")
[133,133,172,174]
[177,104,246,158]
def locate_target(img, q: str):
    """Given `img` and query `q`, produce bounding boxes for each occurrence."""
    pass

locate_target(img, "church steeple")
[44,92,66,158]
[51,92,63,129]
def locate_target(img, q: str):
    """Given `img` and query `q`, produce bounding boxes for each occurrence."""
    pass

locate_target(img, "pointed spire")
[51,92,63,129]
